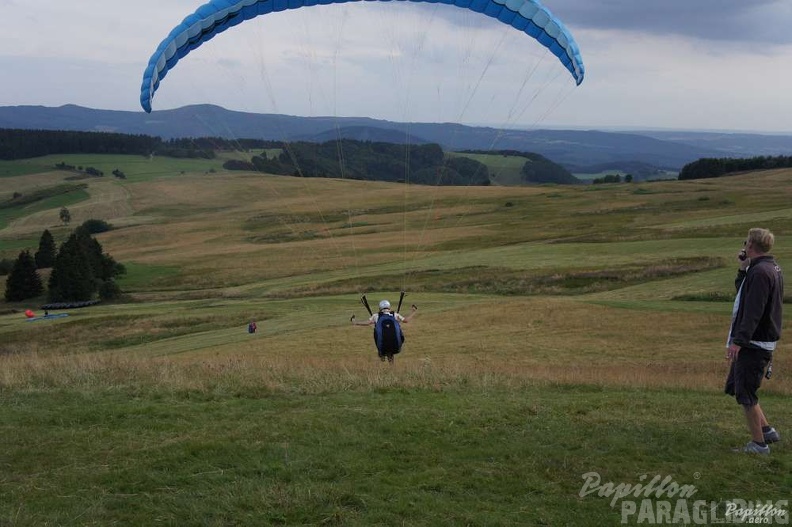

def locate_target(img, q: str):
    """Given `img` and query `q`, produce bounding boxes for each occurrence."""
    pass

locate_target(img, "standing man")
[725,228,784,454]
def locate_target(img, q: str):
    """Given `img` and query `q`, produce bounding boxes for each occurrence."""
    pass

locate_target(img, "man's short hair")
[747,228,774,253]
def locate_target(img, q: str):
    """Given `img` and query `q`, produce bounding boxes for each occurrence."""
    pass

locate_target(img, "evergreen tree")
[47,228,126,302]
[34,229,57,268]
[73,227,124,281]
[4,250,43,302]
[48,234,95,302]
[98,279,122,301]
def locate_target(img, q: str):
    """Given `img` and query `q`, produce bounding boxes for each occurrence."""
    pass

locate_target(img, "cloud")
[547,0,792,46]
[1,1,790,131]
[417,0,792,47]
[0,55,142,110]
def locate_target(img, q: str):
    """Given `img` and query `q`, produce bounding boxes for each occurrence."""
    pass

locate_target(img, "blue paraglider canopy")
[140,0,585,112]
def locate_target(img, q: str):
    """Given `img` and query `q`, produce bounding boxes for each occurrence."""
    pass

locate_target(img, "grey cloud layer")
[549,0,792,45]
[419,0,792,46]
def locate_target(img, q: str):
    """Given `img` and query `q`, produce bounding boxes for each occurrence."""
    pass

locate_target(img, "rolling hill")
[4,104,791,175]
[0,157,791,525]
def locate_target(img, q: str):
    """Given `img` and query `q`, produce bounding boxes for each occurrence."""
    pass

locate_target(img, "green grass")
[448,152,527,185]
[0,160,50,178]
[0,380,792,526]
[1,383,789,526]
[0,183,87,209]
[116,262,183,290]
[10,154,229,182]
[0,236,40,257]
[263,148,283,158]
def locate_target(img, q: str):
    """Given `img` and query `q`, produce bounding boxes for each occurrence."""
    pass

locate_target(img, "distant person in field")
[352,299,417,363]
[248,320,257,334]
[725,228,783,454]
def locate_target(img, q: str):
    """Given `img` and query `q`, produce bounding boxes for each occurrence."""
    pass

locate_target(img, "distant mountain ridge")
[2,104,791,172]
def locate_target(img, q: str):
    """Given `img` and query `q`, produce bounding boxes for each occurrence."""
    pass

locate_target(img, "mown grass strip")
[268,257,725,299]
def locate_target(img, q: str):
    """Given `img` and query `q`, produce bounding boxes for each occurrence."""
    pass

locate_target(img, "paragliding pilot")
[352,292,417,363]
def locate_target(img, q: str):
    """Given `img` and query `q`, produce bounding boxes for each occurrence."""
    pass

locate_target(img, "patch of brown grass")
[1,293,789,397]
[3,348,789,397]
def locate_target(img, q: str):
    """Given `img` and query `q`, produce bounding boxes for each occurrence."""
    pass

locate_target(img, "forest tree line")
[0,129,225,160]
[225,144,582,186]
[223,140,492,186]
[678,155,792,180]
[1,128,582,186]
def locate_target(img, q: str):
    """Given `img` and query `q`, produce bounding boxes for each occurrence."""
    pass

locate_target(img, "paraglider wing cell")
[139,0,585,112]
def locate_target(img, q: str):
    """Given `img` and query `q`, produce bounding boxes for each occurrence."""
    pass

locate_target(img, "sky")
[1,0,792,133]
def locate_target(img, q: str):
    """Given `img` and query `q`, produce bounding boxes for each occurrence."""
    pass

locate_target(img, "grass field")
[1,157,791,525]
[448,152,527,185]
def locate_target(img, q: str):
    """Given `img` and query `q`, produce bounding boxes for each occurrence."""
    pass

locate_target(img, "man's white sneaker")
[734,441,770,454]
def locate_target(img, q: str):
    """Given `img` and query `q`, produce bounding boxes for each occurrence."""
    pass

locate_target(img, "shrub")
[98,279,122,301]
[80,219,112,234]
